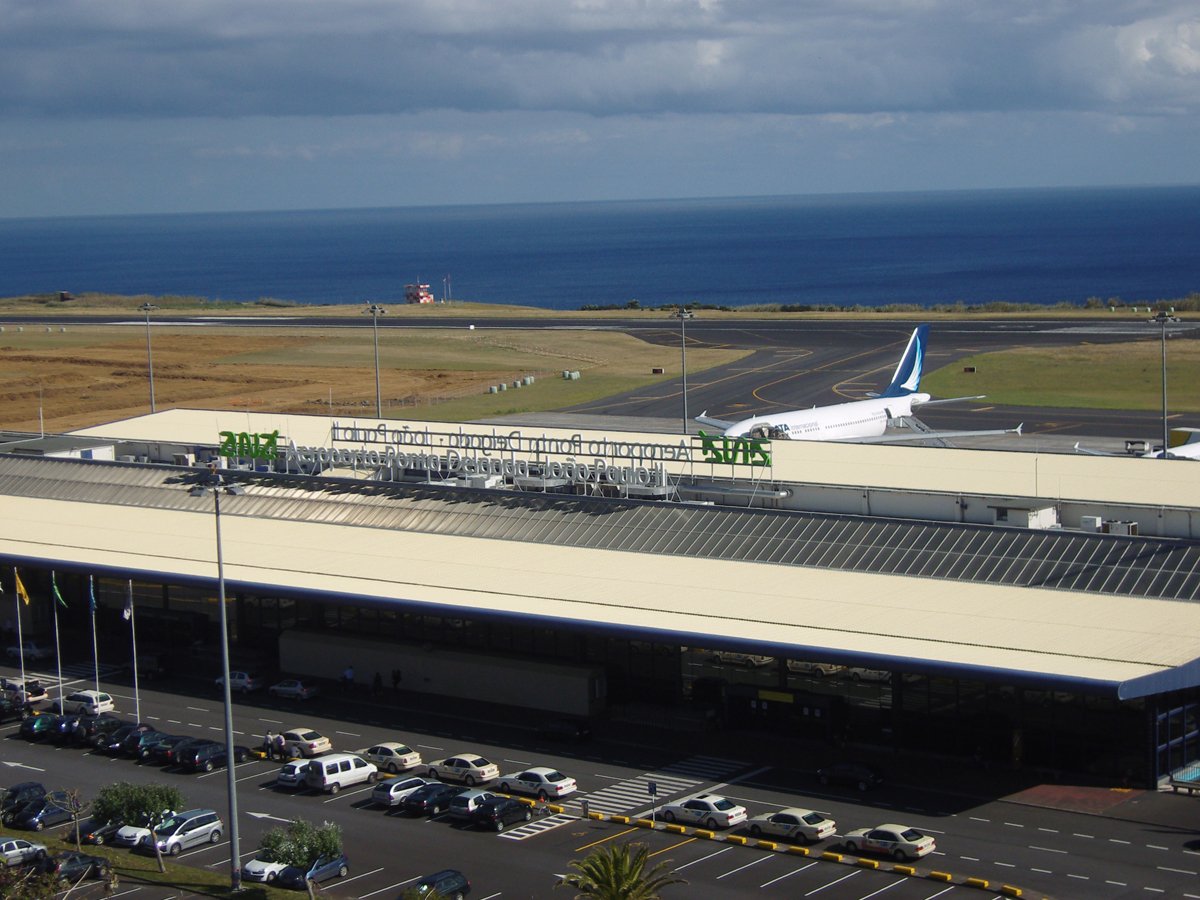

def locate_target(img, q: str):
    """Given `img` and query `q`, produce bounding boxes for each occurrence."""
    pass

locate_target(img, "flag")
[88,576,97,614]
[123,581,134,621]
[14,570,30,606]
[51,571,68,608]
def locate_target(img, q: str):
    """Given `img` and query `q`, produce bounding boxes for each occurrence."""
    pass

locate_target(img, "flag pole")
[13,566,26,691]
[51,572,64,715]
[127,580,140,724]
[90,576,100,694]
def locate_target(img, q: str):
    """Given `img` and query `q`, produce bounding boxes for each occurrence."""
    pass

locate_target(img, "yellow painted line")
[649,837,698,857]
[574,827,639,852]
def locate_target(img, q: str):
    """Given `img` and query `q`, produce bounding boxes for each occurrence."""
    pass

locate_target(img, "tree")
[558,842,685,900]
[0,863,60,900]
[258,819,343,900]
[45,788,88,852]
[92,782,185,874]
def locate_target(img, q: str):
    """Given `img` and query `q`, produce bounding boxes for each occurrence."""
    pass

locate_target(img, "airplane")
[695,324,1021,444]
[1076,428,1200,460]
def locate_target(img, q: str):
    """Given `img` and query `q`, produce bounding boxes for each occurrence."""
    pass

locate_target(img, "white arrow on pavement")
[246,811,293,824]
[2,761,46,772]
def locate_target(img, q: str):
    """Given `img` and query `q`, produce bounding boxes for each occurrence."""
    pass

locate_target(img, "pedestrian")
[263,730,275,760]
[273,732,285,759]
[342,664,355,693]
[372,671,383,696]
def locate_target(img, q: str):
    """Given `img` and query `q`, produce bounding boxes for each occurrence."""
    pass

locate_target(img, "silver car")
[0,836,48,867]
[275,761,307,789]
[370,776,429,808]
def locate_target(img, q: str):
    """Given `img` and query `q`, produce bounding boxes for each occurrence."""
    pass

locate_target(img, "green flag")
[51,571,68,608]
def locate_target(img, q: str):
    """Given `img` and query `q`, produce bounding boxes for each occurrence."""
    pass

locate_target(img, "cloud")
[0,1,1196,121]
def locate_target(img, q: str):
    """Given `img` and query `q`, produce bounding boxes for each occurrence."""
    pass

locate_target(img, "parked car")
[63,690,115,715]
[497,766,577,800]
[72,714,126,747]
[659,793,748,829]
[177,740,251,772]
[5,640,53,661]
[161,737,213,766]
[68,817,122,846]
[448,789,497,822]
[746,807,836,843]
[816,762,883,791]
[712,651,775,667]
[279,727,332,757]
[370,776,430,809]
[113,822,157,847]
[47,713,86,745]
[361,741,422,773]
[304,753,377,794]
[122,729,169,759]
[15,791,75,831]
[97,723,153,754]
[843,823,936,860]
[39,850,110,883]
[242,853,289,884]
[1,783,47,826]
[274,761,308,790]
[277,852,350,888]
[269,679,318,700]
[427,752,500,786]
[411,868,470,898]
[787,660,844,677]
[401,782,466,816]
[140,809,223,856]
[471,797,532,832]
[216,671,264,693]
[19,713,61,741]
[2,678,48,704]
[0,696,23,724]
[141,734,192,764]
[0,835,47,867]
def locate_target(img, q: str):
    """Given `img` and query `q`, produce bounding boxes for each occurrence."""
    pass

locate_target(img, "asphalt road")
[4,662,1200,899]
[2,313,1193,441]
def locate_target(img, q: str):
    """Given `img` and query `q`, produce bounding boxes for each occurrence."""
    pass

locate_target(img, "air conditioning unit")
[1080,515,1103,532]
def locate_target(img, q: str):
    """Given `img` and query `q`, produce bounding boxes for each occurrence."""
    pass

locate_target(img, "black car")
[96,722,153,754]
[0,695,23,723]
[176,740,251,772]
[69,817,122,846]
[48,713,86,744]
[40,850,111,883]
[412,868,470,898]
[1,781,47,826]
[120,729,168,758]
[73,713,126,746]
[471,797,533,832]
[816,762,883,791]
[19,713,61,741]
[162,737,212,767]
[16,790,76,831]
[143,734,192,764]
[401,782,466,816]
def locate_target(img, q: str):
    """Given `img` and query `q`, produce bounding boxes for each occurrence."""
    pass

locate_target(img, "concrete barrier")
[635,818,655,829]
[893,864,916,876]
[821,851,843,863]
[965,877,989,889]
[999,886,1023,897]
[755,840,778,851]
[694,829,715,840]
[785,845,809,857]
[611,815,630,824]
[726,835,747,846]
[928,871,953,882]
[664,824,686,834]
[587,812,604,821]
[856,858,879,870]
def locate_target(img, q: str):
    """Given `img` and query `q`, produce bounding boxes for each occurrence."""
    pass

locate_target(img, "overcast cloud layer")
[1,0,1197,217]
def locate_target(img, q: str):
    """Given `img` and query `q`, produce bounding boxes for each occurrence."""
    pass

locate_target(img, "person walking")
[263,730,275,760]
[342,664,355,693]
[273,732,285,760]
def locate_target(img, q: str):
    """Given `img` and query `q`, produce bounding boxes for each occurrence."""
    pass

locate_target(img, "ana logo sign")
[218,430,280,461]
[697,430,771,466]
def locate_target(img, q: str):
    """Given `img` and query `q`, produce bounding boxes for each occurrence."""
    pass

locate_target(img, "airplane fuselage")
[722,393,932,442]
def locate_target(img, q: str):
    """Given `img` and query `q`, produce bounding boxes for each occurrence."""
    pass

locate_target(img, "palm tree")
[558,842,686,899]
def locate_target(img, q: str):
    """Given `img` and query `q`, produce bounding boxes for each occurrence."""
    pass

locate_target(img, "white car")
[64,690,115,715]
[497,766,577,800]
[5,641,53,661]
[0,836,48,867]
[843,823,936,860]
[216,671,263,693]
[242,855,289,884]
[269,679,318,700]
[113,823,154,847]
[846,667,890,683]
[279,727,331,757]
[659,793,748,830]
[427,752,500,786]
[370,775,430,808]
[787,660,844,677]
[747,807,836,843]
[362,741,422,774]
[275,760,308,789]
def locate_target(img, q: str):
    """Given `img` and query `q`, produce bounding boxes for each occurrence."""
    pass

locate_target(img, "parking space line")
[675,847,732,871]
[860,879,905,899]
[920,886,957,899]
[760,860,816,887]
[717,855,771,879]
[335,866,383,886]
[358,875,418,898]
[649,838,696,857]
[574,827,639,852]
[804,870,860,895]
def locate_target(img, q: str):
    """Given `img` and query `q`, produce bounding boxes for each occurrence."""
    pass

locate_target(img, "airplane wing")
[849,419,1023,444]
[912,395,987,408]
[694,411,738,431]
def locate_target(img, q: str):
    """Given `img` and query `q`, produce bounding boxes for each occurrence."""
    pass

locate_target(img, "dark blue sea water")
[1,186,1198,310]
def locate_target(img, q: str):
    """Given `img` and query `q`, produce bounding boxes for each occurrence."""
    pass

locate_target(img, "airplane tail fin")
[880,324,929,398]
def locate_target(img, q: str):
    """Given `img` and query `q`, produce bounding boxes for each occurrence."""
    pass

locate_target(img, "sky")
[1,0,1198,218]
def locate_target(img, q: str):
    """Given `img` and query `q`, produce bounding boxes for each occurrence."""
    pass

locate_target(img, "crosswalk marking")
[563,755,748,817]
[497,813,576,841]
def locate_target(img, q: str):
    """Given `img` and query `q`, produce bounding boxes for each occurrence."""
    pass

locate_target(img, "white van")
[64,690,115,715]
[304,752,378,794]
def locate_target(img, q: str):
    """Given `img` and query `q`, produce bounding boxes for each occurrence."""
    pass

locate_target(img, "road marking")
[675,847,732,870]
[1147,844,1169,851]
[504,758,532,766]
[859,880,904,899]
[921,888,956,900]
[335,730,359,736]
[1003,822,1023,828]
[1038,827,1059,833]
[416,744,443,752]
[968,816,989,823]
[649,838,696,858]
[960,856,979,862]
[1158,866,1199,876]
[1030,845,1067,854]
[259,717,282,724]
[1109,838,1131,844]
[1072,832,1094,839]
[805,870,860,895]
[574,827,639,852]
[1066,873,1089,880]
[717,855,770,879]
[335,866,383,886]
[995,862,1015,868]
[1032,868,1053,874]
[358,876,418,898]
[760,860,816,887]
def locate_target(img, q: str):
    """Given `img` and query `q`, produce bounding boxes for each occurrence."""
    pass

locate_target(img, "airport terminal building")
[2,409,1199,788]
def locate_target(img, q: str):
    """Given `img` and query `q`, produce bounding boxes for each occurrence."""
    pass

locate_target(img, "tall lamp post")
[139,302,159,412]
[1154,309,1173,459]
[189,467,246,891]
[365,303,386,418]
[674,307,694,434]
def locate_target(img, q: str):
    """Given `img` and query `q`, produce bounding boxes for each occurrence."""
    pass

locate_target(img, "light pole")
[1155,310,1172,459]
[365,303,386,418]
[139,302,159,412]
[674,307,694,434]
[189,466,246,891]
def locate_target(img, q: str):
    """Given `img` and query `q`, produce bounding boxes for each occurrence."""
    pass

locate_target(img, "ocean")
[1,186,1198,310]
